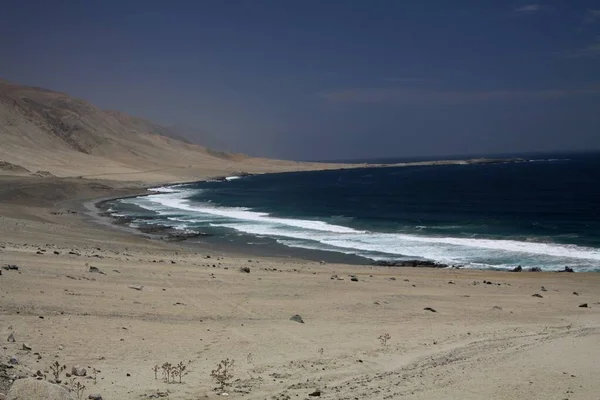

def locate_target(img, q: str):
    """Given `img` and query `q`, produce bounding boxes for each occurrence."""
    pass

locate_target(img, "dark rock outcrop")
[558,266,575,273]
[373,260,448,268]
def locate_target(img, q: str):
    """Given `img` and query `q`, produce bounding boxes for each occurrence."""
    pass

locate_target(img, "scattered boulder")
[88,394,103,400]
[492,306,503,311]
[6,378,75,400]
[128,285,143,291]
[9,356,18,365]
[532,293,543,298]
[573,292,579,296]
[540,286,547,292]
[2,265,19,271]
[529,267,542,272]
[424,307,437,313]
[290,315,304,324]
[308,390,321,397]
[88,266,104,274]
[512,266,522,272]
[71,365,87,377]
[7,333,15,342]
[579,303,589,308]
[143,391,169,398]
[22,343,32,351]
[239,266,250,273]
[350,275,359,282]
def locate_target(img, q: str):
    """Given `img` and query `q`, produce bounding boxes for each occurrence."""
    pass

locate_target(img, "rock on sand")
[7,378,75,400]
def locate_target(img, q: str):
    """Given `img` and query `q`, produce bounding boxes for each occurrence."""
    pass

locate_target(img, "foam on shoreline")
[107,185,600,272]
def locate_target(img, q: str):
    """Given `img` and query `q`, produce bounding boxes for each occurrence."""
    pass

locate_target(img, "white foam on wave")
[393,234,600,260]
[226,176,241,181]
[122,188,600,270]
[212,221,600,262]
[143,192,362,234]
[148,186,183,193]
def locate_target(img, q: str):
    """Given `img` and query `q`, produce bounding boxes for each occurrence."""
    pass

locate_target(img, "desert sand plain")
[0,173,599,400]
[1,80,599,399]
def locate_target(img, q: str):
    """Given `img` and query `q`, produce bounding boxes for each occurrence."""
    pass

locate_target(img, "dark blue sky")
[1,1,599,160]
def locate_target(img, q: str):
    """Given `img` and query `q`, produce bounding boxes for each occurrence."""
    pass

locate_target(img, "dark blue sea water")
[107,152,600,271]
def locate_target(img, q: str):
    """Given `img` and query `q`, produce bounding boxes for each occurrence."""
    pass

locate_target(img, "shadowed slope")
[0,79,340,182]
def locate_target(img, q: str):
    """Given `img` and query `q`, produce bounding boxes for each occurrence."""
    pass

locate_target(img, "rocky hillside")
[0,79,331,182]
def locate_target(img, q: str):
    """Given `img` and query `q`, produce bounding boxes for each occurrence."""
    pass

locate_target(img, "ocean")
[104,152,600,271]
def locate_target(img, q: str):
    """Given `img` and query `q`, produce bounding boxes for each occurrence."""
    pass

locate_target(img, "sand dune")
[0,79,351,183]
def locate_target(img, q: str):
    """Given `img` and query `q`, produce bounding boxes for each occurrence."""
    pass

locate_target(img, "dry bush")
[211,358,235,390]
[155,361,189,383]
[378,333,391,346]
[49,361,67,383]
[68,377,86,400]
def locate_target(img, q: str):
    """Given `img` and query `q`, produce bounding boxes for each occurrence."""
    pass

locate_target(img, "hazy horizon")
[2,1,599,161]
[315,148,600,164]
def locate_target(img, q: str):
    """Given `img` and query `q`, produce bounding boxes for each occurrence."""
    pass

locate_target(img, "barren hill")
[0,79,339,183]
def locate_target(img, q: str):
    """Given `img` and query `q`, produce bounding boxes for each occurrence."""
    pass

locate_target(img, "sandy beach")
[2,1,600,396]
[1,173,599,400]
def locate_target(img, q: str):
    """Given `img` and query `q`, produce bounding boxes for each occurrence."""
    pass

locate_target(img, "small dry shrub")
[378,333,391,346]
[49,361,67,383]
[69,377,86,400]
[155,361,189,383]
[211,358,235,390]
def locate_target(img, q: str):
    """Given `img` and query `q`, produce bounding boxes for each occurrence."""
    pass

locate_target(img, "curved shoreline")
[84,156,591,271]
[91,164,600,272]
[85,178,377,265]
[88,181,464,270]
